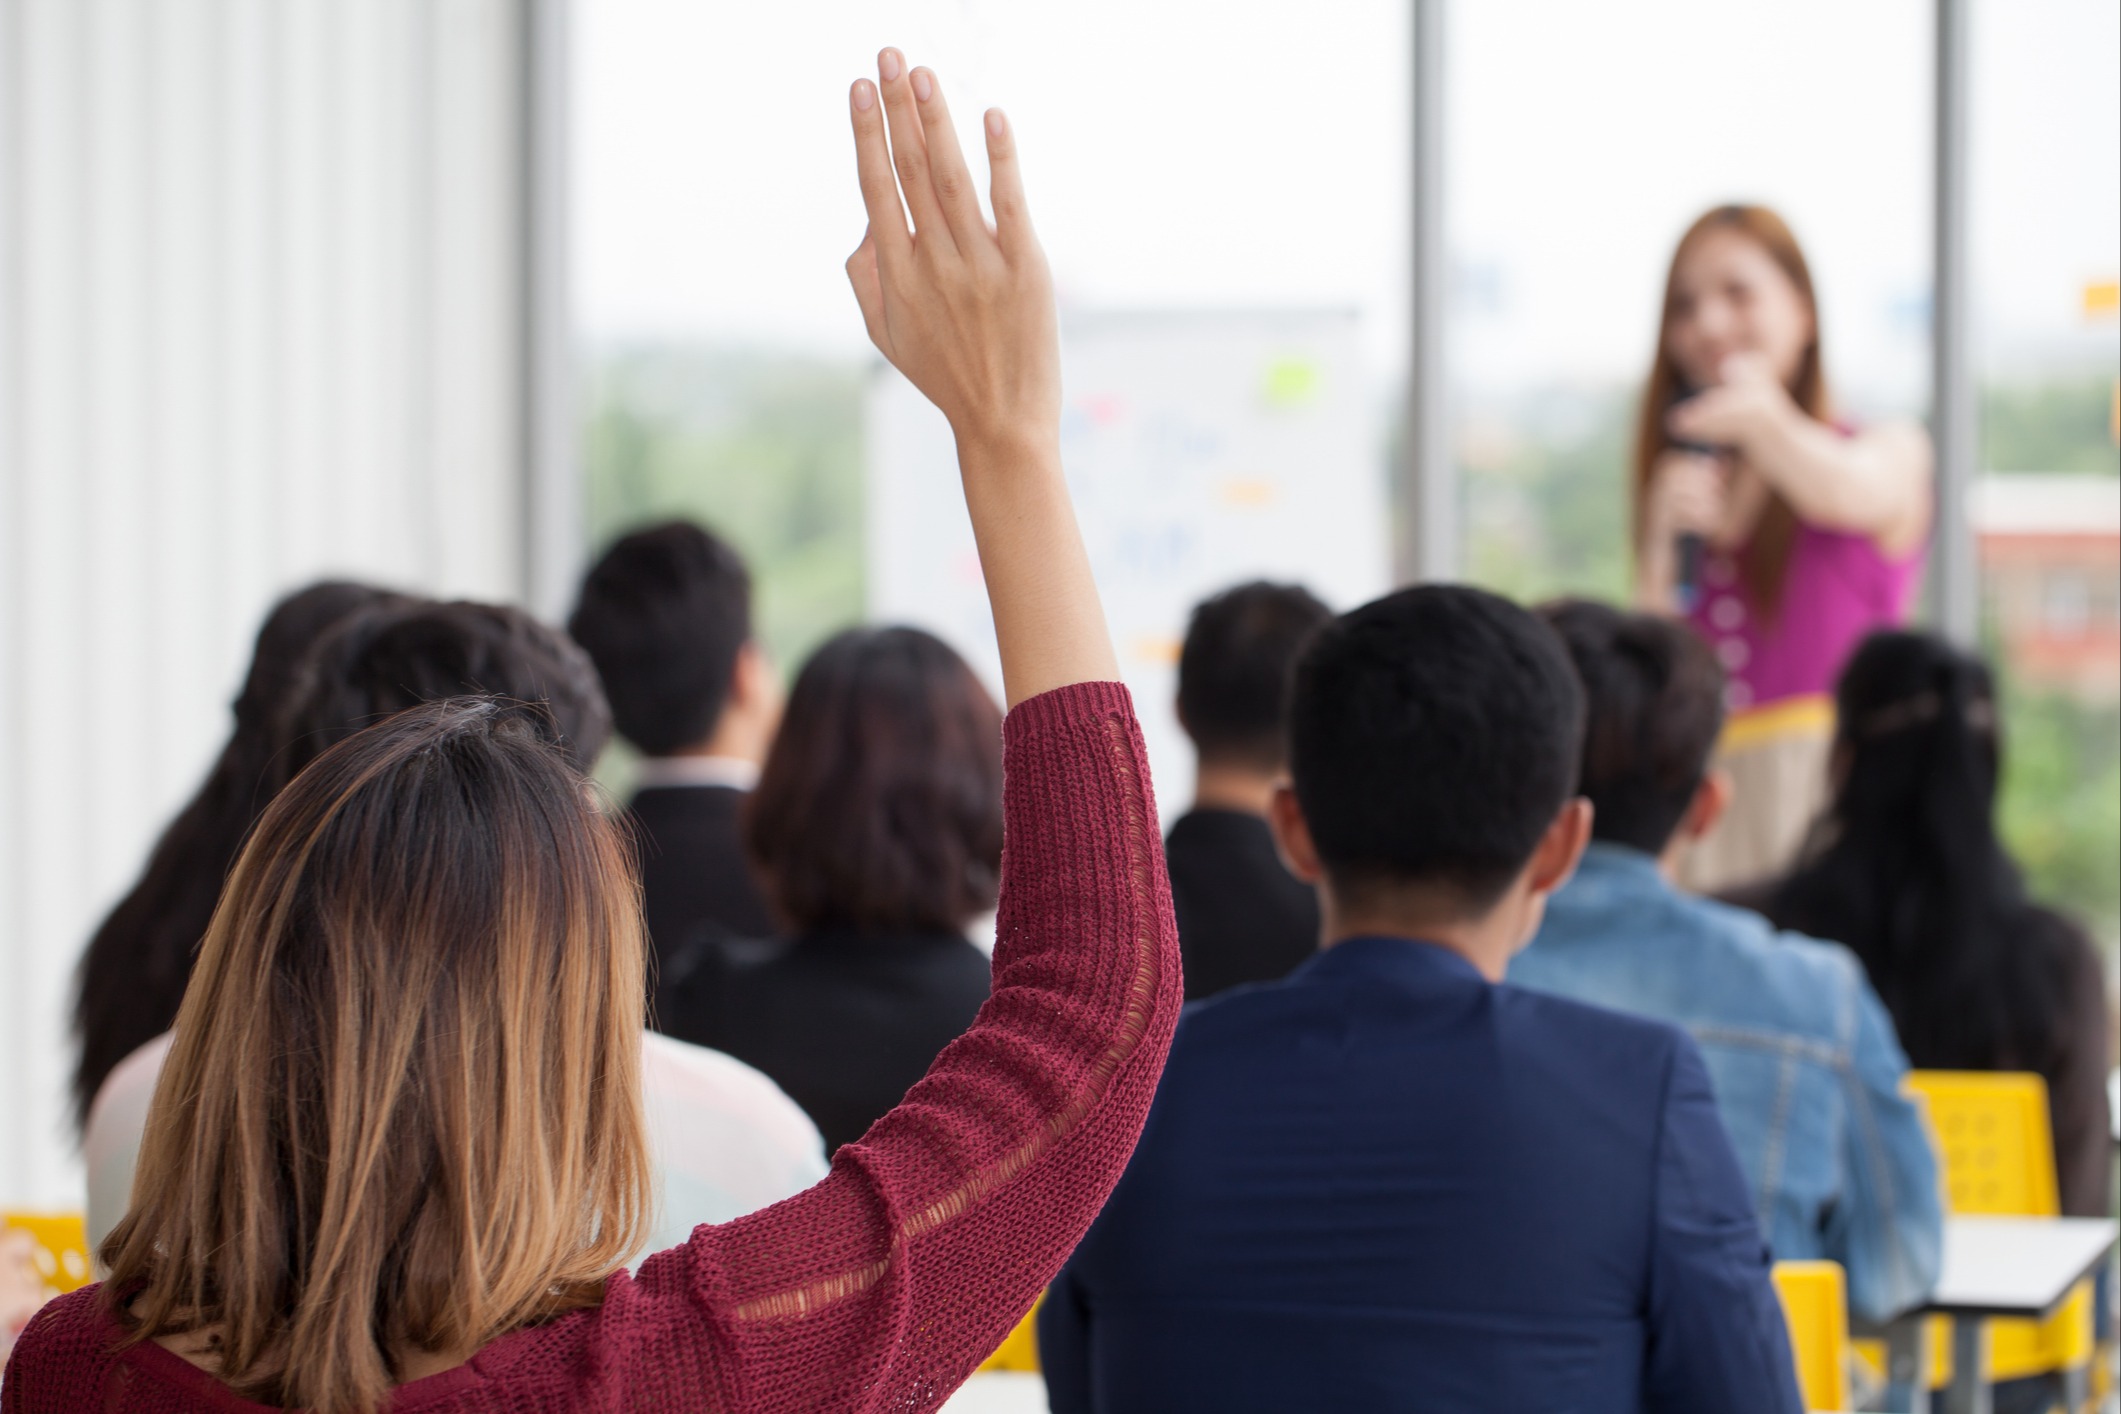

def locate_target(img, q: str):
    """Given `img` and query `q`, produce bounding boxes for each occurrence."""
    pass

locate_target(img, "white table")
[939,1373,1049,1414]
[1885,1216,2118,1414]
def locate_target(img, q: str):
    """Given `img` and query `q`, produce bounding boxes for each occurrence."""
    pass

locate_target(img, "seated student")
[11,57,1179,1409]
[1041,585,1801,1414]
[567,521,781,1001]
[1749,630,2113,1221]
[660,627,1001,1153]
[1509,600,1941,1324]
[69,581,401,1133]
[1164,580,1331,999]
[79,598,828,1258]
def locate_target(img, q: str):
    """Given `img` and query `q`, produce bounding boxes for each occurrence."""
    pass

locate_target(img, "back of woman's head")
[747,627,1004,934]
[102,697,651,1414]
[72,580,400,1128]
[272,599,613,794]
[1768,630,2069,1070]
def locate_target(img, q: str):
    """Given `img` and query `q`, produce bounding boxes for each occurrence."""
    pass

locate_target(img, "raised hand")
[845,51,1117,706]
[846,51,1058,457]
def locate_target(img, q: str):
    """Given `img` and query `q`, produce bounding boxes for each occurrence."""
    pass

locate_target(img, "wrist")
[953,420,1062,472]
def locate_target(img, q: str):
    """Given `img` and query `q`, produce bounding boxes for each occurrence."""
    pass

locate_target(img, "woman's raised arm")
[843,51,1118,706]
[614,54,1179,1414]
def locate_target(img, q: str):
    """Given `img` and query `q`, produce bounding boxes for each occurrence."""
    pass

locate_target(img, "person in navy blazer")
[1041,586,1800,1413]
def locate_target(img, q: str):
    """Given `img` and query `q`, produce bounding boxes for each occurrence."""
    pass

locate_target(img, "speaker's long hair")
[101,697,652,1414]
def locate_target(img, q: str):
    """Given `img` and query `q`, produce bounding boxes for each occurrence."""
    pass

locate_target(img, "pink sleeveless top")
[1686,524,1925,712]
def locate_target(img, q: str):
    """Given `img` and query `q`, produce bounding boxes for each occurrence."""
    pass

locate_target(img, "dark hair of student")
[747,627,1004,934]
[1176,580,1333,770]
[1538,599,1727,855]
[70,580,399,1130]
[568,520,754,758]
[272,599,613,795]
[1761,631,2077,1074]
[1289,584,1585,913]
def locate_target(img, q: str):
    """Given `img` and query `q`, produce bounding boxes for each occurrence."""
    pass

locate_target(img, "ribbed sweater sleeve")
[635,679,1182,1411]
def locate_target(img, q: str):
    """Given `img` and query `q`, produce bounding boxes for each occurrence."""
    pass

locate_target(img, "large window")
[577,1,1409,672]
[1970,0,2120,955]
[1446,0,1932,603]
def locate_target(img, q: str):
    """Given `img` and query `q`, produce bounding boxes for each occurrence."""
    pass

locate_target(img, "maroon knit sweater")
[3,682,1180,1414]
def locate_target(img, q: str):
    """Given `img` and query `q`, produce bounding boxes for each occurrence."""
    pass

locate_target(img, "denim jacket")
[1510,844,1942,1323]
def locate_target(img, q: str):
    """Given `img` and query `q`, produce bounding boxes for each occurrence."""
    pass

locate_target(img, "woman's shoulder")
[5,1285,126,1392]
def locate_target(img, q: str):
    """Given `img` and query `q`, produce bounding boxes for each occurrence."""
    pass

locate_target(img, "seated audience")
[568,522,782,1012]
[10,56,1180,1408]
[1748,630,2113,1219]
[1509,600,1940,1323]
[661,627,1002,1152]
[78,599,827,1258]
[1041,585,1800,1413]
[69,581,399,1131]
[1165,580,1331,999]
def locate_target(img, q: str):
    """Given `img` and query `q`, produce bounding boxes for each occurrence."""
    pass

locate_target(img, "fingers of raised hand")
[876,49,953,252]
[910,68,993,257]
[983,107,1035,261]
[850,78,910,263]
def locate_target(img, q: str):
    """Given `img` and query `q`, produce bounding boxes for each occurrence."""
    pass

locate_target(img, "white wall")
[0,0,565,1209]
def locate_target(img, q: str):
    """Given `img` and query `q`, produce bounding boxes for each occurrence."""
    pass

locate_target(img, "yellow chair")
[1906,1071,2096,1389]
[1,1211,93,1296]
[977,1292,1042,1373]
[1773,1260,1853,1412]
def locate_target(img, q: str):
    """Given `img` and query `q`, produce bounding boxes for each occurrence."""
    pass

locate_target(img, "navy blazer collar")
[1293,934,1490,991]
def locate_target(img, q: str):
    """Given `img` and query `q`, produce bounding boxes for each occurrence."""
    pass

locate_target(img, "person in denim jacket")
[1511,600,1941,1324]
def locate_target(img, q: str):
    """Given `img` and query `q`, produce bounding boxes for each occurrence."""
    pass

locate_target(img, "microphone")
[1666,382,1722,614]
[1676,531,1705,613]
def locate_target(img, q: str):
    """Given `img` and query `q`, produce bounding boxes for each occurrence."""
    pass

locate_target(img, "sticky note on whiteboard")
[1262,358,1321,408]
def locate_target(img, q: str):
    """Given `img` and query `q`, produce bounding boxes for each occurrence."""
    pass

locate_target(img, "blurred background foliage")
[585,345,869,673]
[587,349,2118,947]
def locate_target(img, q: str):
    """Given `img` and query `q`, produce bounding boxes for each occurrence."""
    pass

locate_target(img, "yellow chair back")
[1773,1261,1853,1412]
[977,1292,1042,1373]
[1908,1071,2061,1217]
[1,1211,93,1296]
[1904,1070,2094,1384]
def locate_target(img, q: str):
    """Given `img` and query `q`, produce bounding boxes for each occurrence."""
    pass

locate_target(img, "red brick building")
[1973,474,2121,700]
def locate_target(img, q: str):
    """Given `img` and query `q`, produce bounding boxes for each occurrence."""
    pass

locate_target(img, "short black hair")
[1539,600,1726,854]
[275,599,613,793]
[568,521,753,757]
[1289,584,1585,913]
[1177,581,1333,769]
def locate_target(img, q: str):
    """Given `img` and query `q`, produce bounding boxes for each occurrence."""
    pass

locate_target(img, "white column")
[1932,0,1978,643]
[1404,0,1453,583]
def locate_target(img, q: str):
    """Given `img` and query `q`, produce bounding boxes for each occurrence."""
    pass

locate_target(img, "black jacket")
[628,784,777,1027]
[1163,808,1320,1001]
[661,924,993,1154]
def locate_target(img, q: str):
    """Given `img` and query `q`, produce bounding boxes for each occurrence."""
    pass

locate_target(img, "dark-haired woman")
[1633,206,1932,893]
[1752,631,2112,1220]
[659,627,1003,1152]
[70,579,399,1129]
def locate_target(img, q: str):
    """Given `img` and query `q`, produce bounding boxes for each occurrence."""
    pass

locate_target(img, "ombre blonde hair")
[101,696,652,1414]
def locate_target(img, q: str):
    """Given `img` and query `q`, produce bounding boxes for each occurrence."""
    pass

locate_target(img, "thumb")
[845,226,891,354]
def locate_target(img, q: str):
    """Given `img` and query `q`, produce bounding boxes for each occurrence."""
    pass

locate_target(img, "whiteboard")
[866,309,1391,815]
